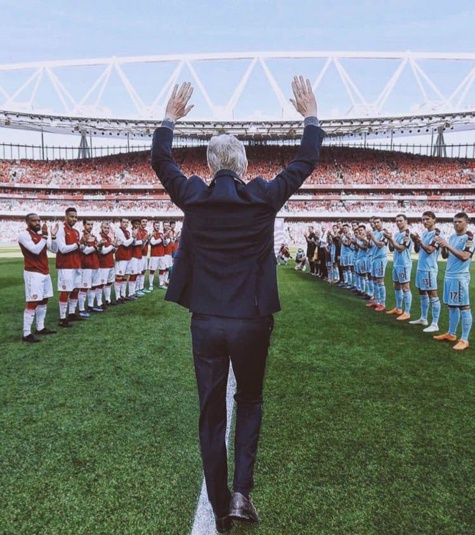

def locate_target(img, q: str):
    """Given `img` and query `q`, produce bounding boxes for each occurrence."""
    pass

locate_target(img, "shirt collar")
[209,169,245,187]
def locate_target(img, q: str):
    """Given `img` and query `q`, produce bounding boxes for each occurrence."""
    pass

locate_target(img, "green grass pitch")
[1,256,474,534]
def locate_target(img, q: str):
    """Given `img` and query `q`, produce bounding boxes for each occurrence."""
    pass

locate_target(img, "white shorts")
[91,269,102,287]
[140,257,148,273]
[149,256,167,271]
[127,257,141,275]
[57,268,82,292]
[24,271,53,302]
[164,254,173,269]
[115,260,129,277]
[80,268,93,289]
[99,267,115,285]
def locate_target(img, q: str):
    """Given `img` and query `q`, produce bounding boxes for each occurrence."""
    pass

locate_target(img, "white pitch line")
[191,366,236,535]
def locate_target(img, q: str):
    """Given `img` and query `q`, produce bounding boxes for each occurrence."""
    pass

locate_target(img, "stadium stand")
[1,146,474,243]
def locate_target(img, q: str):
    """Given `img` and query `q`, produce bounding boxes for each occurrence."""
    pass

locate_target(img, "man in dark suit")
[151,77,324,533]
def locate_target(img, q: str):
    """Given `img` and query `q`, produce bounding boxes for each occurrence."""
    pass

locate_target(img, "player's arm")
[369,231,387,249]
[18,231,47,254]
[46,222,59,253]
[116,229,134,247]
[100,244,114,255]
[55,225,79,253]
[150,235,163,245]
[435,233,473,262]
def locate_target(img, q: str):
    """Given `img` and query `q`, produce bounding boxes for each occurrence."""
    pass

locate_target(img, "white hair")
[207,134,248,177]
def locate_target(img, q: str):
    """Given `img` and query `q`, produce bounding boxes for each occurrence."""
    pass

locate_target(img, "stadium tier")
[1,146,474,244]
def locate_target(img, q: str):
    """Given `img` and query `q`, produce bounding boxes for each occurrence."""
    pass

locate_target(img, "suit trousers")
[190,313,274,517]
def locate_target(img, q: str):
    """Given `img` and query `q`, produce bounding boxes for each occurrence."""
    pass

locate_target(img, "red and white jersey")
[99,231,115,269]
[163,232,173,256]
[115,227,134,261]
[131,227,147,259]
[172,231,180,253]
[56,223,81,269]
[150,232,165,257]
[81,231,100,270]
[18,228,57,274]
[141,228,150,257]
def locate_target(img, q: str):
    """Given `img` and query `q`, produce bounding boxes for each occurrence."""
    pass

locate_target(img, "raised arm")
[266,76,324,211]
[151,83,194,207]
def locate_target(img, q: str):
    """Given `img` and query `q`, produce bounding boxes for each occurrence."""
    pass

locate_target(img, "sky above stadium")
[0,0,474,146]
[1,0,474,60]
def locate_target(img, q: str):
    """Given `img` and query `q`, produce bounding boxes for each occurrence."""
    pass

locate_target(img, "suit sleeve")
[151,127,188,210]
[265,124,325,212]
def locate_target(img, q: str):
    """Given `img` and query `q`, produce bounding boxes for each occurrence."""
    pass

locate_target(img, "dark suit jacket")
[151,124,325,318]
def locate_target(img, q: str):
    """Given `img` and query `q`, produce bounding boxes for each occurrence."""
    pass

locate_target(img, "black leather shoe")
[68,313,85,321]
[35,327,57,335]
[215,515,232,533]
[58,319,73,328]
[22,333,41,343]
[229,492,259,523]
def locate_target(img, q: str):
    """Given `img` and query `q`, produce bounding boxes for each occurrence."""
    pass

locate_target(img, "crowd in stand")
[1,146,473,187]
[281,200,474,214]
[2,199,177,214]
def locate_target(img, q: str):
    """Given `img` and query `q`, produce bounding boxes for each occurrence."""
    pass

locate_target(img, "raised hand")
[164,82,194,122]
[289,76,318,118]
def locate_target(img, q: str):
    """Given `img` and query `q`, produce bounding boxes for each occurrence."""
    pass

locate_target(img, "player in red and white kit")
[138,217,151,294]
[127,219,145,298]
[170,219,180,265]
[18,213,59,342]
[98,221,116,307]
[78,219,105,316]
[162,222,173,286]
[56,207,82,327]
[148,220,165,290]
[114,217,135,302]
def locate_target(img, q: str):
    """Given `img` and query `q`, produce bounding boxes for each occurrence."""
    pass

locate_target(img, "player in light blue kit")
[433,212,474,351]
[384,214,413,321]
[409,211,442,333]
[367,216,389,312]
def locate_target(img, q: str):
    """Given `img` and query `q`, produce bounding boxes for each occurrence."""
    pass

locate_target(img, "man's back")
[152,122,324,317]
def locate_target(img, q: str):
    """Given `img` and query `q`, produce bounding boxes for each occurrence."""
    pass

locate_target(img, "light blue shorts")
[372,258,388,278]
[443,275,470,306]
[392,266,412,284]
[415,269,438,291]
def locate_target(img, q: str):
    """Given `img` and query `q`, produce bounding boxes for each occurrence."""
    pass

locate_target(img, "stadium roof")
[1,108,475,141]
[1,51,475,140]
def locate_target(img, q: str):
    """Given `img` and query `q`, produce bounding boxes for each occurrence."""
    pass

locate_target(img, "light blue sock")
[430,297,441,324]
[373,282,380,303]
[420,294,429,320]
[395,289,403,310]
[361,278,367,294]
[460,309,472,341]
[378,282,386,306]
[448,307,460,335]
[403,290,412,314]
[368,279,374,297]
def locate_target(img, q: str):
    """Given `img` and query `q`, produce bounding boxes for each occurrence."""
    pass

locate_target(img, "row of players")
[290,212,474,351]
[18,207,179,343]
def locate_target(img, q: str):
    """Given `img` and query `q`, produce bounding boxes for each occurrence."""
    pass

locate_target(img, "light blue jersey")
[393,230,413,268]
[443,231,474,306]
[372,230,388,260]
[446,232,475,277]
[417,229,441,271]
